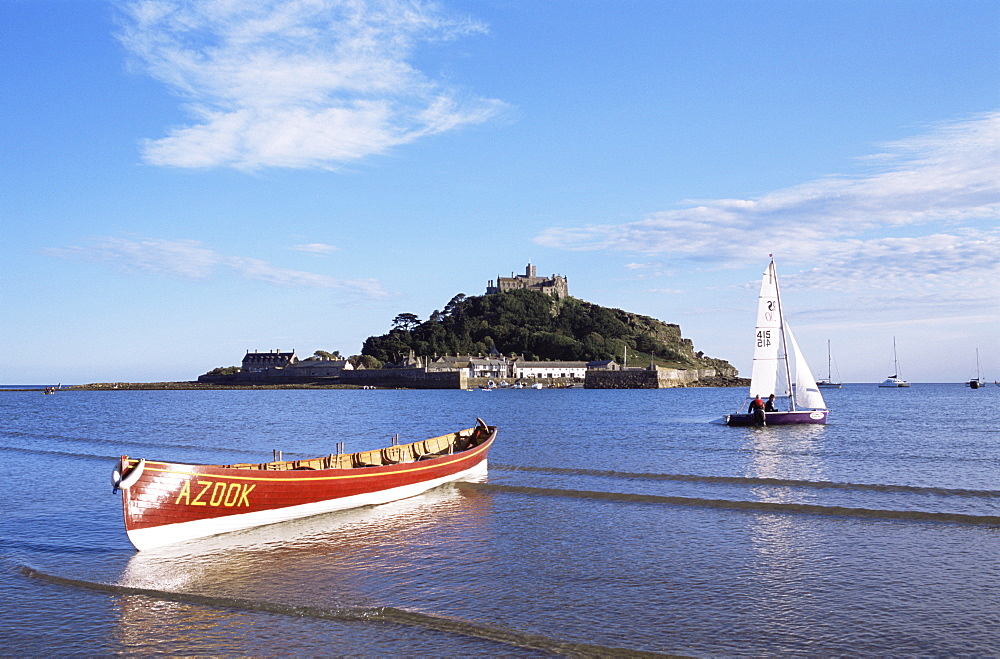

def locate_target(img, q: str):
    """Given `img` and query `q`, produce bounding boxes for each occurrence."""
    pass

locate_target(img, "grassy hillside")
[361,290,736,374]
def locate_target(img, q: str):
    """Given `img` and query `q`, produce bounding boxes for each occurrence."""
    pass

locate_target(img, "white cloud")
[117,0,505,169]
[42,236,391,298]
[290,242,340,255]
[536,112,1000,292]
[43,236,221,278]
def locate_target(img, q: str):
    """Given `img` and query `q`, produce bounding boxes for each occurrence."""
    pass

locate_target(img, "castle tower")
[485,263,568,299]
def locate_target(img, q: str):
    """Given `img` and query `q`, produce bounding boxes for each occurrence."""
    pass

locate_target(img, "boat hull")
[725,410,828,426]
[119,426,495,551]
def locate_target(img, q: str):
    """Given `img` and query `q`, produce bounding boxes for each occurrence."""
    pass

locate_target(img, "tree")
[314,350,341,360]
[205,366,240,375]
[349,354,382,369]
[391,313,421,331]
[443,294,466,316]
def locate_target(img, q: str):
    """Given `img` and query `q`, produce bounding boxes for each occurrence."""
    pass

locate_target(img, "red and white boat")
[113,419,496,551]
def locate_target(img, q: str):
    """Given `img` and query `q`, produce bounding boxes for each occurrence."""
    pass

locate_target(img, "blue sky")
[2,0,998,384]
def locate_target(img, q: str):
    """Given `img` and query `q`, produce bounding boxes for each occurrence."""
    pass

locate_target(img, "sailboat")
[878,338,910,387]
[725,259,829,426]
[966,349,982,389]
[816,340,842,388]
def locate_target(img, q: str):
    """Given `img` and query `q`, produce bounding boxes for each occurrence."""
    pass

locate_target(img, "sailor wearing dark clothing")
[748,395,766,425]
[764,394,777,413]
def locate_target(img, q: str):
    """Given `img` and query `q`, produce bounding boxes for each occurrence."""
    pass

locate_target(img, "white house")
[513,360,587,380]
[469,357,511,379]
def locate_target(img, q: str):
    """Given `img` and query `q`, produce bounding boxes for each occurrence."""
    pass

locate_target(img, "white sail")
[748,261,782,399]
[786,325,826,410]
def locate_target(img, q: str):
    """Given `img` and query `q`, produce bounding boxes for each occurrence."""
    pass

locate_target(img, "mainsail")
[748,261,783,399]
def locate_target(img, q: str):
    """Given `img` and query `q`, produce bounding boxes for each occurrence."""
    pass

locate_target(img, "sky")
[1,0,998,385]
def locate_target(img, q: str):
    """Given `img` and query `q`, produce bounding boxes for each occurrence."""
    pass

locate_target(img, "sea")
[1,384,998,656]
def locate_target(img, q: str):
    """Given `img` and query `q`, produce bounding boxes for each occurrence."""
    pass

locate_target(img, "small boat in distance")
[817,340,842,388]
[725,258,828,426]
[113,419,496,551]
[879,338,910,387]
[966,349,983,389]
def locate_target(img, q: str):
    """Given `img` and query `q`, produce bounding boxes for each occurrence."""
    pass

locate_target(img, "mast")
[827,339,833,380]
[770,257,796,411]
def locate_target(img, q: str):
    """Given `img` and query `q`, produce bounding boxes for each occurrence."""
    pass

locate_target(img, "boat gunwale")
[724,410,828,426]
[121,426,496,483]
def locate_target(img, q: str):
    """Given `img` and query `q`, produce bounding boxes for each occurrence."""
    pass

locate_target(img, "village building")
[242,350,298,373]
[286,357,354,377]
[469,357,513,379]
[425,355,473,373]
[486,263,568,299]
[513,360,588,380]
[586,359,621,371]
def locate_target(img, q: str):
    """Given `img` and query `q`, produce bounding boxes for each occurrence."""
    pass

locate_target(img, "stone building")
[586,359,621,371]
[486,263,568,299]
[425,355,472,373]
[286,357,354,377]
[242,350,298,373]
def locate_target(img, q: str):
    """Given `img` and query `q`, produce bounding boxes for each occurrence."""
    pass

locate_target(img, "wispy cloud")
[290,242,340,255]
[117,0,505,169]
[42,236,391,298]
[536,112,1000,294]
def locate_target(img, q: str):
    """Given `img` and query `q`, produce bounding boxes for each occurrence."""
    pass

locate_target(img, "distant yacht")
[816,340,842,388]
[879,338,910,388]
[966,349,983,389]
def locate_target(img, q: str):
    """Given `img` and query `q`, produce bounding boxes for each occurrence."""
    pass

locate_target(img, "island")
[187,264,745,390]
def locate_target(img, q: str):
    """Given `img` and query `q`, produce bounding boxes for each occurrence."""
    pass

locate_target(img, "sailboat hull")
[725,410,828,426]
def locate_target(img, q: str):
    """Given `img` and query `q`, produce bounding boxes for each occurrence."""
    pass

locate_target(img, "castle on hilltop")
[486,263,568,299]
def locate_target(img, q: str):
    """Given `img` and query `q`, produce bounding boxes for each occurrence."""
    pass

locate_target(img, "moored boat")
[966,349,983,389]
[725,258,829,427]
[113,419,496,551]
[816,340,842,388]
[878,337,910,387]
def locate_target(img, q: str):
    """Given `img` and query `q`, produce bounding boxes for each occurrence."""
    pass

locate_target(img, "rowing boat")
[113,419,496,551]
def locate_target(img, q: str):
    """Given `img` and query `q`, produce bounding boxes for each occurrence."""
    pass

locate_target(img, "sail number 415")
[757,330,771,347]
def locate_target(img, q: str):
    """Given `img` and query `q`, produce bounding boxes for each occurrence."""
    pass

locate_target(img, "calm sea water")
[1,385,998,655]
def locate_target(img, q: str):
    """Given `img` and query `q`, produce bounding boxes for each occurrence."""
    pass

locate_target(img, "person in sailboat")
[764,394,777,412]
[748,395,766,425]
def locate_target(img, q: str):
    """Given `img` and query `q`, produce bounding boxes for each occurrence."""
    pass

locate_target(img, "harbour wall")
[584,366,719,389]
[198,369,467,389]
